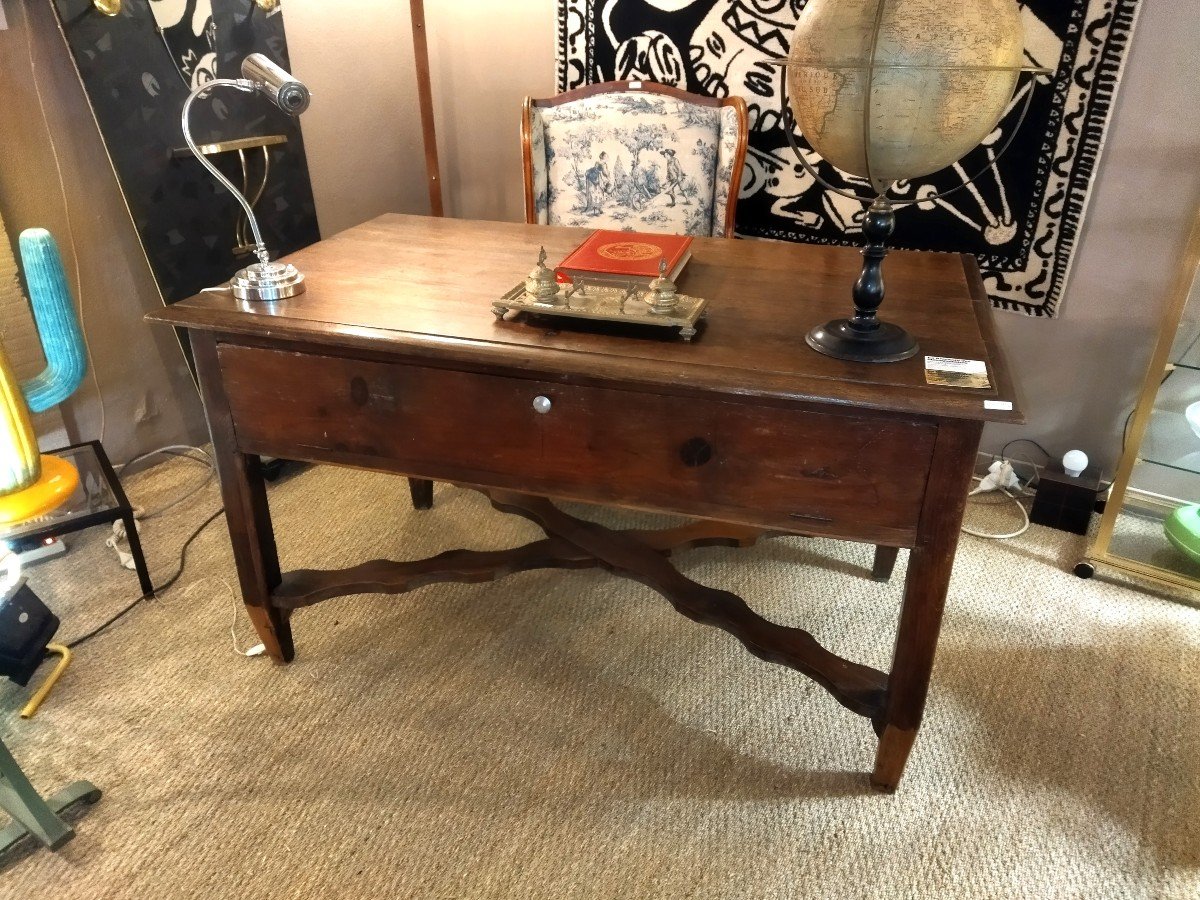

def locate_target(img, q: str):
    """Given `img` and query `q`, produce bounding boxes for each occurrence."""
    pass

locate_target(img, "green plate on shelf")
[1163,504,1200,564]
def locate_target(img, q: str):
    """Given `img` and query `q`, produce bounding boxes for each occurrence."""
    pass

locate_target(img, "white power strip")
[971,460,1022,495]
[12,536,68,568]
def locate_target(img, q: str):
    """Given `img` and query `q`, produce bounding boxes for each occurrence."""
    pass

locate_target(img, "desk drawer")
[219,345,936,543]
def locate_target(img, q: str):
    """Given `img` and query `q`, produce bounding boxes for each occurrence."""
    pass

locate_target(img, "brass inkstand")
[494,248,707,341]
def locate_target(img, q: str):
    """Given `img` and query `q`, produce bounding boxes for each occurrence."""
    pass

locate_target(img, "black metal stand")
[806,196,920,364]
[4,442,154,600]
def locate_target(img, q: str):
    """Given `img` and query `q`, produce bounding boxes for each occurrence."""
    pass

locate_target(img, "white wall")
[425,2,557,221]
[983,5,1200,472]
[284,0,428,235]
[286,0,556,233]
[287,1,1200,477]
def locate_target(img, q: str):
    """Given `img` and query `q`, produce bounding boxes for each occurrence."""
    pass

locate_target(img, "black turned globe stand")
[806,196,920,364]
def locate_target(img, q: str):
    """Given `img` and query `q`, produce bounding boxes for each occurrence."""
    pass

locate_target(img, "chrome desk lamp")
[181,54,311,301]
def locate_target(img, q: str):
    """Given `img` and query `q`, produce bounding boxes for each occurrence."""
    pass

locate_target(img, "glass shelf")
[1171,307,1200,368]
[1135,364,1200,479]
[0,441,153,599]
[1106,502,1200,584]
[1138,456,1200,477]
[0,443,120,543]
[1138,406,1200,477]
[1087,210,1200,598]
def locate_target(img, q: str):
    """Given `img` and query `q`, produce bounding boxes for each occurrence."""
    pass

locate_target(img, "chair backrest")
[522,81,748,239]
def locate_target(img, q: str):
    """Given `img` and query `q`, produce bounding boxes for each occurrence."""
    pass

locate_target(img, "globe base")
[806,319,919,364]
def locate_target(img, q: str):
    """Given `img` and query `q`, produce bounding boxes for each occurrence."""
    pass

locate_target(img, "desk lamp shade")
[0,229,86,520]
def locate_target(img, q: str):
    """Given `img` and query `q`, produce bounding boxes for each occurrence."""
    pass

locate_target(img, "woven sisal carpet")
[1,458,1197,898]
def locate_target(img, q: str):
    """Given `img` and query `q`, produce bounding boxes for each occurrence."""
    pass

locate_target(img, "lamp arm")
[181,78,270,266]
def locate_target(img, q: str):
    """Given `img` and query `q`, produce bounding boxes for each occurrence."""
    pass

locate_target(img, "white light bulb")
[1063,450,1089,478]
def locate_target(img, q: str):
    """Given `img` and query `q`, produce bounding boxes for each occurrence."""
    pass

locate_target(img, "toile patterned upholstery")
[524,84,748,238]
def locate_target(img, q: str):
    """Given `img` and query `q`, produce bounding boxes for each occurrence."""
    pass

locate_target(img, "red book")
[556,230,693,286]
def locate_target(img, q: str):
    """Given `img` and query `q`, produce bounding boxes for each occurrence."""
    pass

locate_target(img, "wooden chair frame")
[521,81,750,239]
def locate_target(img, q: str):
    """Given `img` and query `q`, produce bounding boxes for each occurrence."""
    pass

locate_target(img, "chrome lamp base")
[229,261,306,302]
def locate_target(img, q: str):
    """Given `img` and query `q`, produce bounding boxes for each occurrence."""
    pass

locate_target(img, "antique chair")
[521,81,749,238]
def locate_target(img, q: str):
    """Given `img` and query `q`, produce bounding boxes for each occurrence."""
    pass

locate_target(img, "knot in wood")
[349,376,369,406]
[680,437,714,467]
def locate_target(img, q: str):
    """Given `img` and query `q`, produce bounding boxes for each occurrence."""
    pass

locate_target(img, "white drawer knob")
[532,395,552,415]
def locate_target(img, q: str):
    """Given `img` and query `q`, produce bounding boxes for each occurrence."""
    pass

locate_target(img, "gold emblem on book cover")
[597,241,660,262]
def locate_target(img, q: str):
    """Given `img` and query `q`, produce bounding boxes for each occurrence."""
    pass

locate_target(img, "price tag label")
[924,356,991,389]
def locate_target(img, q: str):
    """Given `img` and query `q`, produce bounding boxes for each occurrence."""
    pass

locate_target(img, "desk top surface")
[149,214,1021,423]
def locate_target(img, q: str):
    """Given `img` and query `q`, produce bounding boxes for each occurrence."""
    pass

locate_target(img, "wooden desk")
[149,214,1021,791]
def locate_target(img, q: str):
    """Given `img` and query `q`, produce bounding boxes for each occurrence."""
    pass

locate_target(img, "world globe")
[774,0,1039,364]
[785,0,1026,196]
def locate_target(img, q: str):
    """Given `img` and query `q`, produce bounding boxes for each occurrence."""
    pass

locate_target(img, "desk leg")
[871,546,900,583]
[408,478,434,510]
[220,452,290,662]
[872,420,981,791]
[193,333,291,663]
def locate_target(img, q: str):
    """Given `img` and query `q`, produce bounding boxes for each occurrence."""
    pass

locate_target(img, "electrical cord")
[996,438,1050,489]
[144,507,226,595]
[136,473,215,522]
[62,507,226,650]
[962,473,1031,540]
[66,448,222,646]
[117,445,217,522]
[1000,438,1051,461]
[181,577,266,657]
[116,445,214,474]
[1121,369,1175,452]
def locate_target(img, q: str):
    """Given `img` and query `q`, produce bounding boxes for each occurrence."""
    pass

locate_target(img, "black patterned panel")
[52,0,320,304]
[556,0,1140,317]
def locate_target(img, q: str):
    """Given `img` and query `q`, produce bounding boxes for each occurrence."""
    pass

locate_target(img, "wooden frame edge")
[532,79,727,109]
[722,95,750,239]
[521,96,537,225]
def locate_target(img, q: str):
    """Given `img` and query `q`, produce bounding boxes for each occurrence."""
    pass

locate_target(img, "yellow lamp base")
[0,455,79,526]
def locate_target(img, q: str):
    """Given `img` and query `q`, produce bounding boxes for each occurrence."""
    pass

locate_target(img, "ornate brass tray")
[493,249,707,341]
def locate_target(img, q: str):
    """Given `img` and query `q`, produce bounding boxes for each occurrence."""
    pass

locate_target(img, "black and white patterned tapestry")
[556,1,1141,317]
[148,0,219,89]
